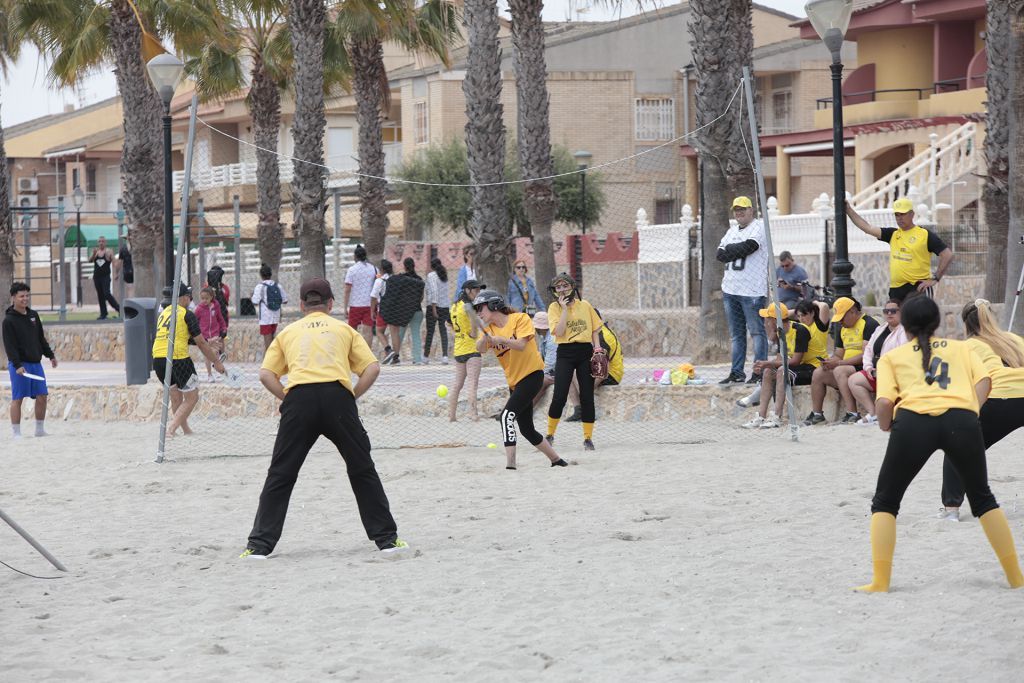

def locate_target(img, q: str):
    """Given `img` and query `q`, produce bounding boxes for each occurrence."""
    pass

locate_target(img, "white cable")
[193,82,746,189]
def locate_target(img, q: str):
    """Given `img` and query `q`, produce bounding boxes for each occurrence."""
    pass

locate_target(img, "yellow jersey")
[450,300,478,357]
[966,336,1024,400]
[261,311,377,394]
[805,319,829,367]
[837,316,879,360]
[876,337,988,416]
[547,298,602,345]
[483,312,544,387]
[152,305,202,360]
[599,325,624,382]
[880,225,947,288]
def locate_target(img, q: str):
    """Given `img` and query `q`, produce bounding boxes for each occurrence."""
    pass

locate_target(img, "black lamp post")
[72,185,85,306]
[146,53,184,305]
[574,150,592,234]
[806,0,854,298]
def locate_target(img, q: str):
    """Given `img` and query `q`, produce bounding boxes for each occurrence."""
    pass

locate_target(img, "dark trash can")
[123,298,159,385]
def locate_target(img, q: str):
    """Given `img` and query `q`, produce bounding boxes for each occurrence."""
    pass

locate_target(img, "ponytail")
[920,332,934,384]
[962,299,1024,368]
[901,295,942,384]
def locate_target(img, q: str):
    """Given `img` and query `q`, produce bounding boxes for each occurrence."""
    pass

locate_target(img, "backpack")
[263,282,282,311]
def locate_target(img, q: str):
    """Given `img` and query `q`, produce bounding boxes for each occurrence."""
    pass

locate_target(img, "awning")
[63,225,181,248]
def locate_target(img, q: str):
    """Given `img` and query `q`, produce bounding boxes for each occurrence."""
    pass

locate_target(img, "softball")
[436,384,449,398]
[486,443,497,449]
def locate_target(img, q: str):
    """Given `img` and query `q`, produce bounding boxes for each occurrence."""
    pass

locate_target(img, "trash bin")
[123,298,159,385]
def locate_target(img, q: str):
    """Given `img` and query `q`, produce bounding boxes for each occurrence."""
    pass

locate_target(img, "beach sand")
[3,420,1023,681]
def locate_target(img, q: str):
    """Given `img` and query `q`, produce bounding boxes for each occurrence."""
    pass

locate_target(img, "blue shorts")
[9,362,48,400]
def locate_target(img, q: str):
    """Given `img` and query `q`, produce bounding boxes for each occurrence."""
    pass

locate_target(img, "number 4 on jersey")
[927,355,951,389]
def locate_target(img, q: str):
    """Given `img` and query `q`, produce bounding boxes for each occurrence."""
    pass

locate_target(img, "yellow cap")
[758,302,789,319]
[892,197,914,214]
[731,196,753,209]
[831,297,857,322]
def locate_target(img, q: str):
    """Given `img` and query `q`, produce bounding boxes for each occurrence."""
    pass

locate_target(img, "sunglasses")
[882,308,899,315]
[473,304,486,313]
[515,265,527,270]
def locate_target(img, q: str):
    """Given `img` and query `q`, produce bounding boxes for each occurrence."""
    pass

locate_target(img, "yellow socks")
[979,508,1024,589]
[583,422,594,440]
[547,417,560,438]
[855,512,896,593]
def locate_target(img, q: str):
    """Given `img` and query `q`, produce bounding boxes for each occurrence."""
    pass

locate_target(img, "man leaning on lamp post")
[846,198,954,303]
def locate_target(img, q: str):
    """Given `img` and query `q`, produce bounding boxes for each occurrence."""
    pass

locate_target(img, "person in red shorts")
[344,245,378,346]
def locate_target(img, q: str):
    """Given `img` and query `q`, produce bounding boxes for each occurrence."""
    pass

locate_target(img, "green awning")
[63,225,180,248]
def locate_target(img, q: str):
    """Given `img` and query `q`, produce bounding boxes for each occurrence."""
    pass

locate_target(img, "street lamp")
[574,150,592,234]
[146,53,184,304]
[806,0,854,297]
[72,185,85,306]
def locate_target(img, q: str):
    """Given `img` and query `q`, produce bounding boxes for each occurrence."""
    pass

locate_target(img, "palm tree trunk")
[689,0,756,363]
[110,0,165,298]
[462,0,510,290]
[1005,2,1024,333]
[986,0,1011,302]
[0,95,14,292]
[289,0,327,282]
[249,55,284,274]
[350,37,389,266]
[508,0,557,304]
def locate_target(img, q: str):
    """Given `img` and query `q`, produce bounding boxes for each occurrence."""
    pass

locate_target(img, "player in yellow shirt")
[473,290,567,470]
[240,278,407,559]
[545,274,604,450]
[938,299,1024,521]
[855,295,1023,592]
[447,279,485,421]
[846,198,954,302]
[803,297,878,425]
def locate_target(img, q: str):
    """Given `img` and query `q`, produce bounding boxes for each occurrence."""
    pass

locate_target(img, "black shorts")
[600,376,620,387]
[153,357,199,391]
[454,352,481,363]
[889,282,933,302]
[789,363,815,386]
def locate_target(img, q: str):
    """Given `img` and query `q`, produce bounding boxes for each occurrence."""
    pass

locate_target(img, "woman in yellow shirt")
[473,290,568,470]
[545,274,604,450]
[939,299,1024,520]
[447,279,485,422]
[856,295,1023,592]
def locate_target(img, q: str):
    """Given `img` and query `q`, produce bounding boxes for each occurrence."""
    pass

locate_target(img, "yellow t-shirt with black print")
[836,315,879,361]
[966,335,1024,400]
[262,311,376,394]
[547,298,602,345]
[876,337,988,416]
[450,300,478,357]
[152,305,202,360]
[805,318,829,367]
[483,312,543,387]
[879,226,948,288]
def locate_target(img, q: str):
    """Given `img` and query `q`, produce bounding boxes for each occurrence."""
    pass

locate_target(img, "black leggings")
[872,408,998,519]
[941,397,1024,508]
[501,370,544,447]
[548,343,595,423]
[424,306,449,357]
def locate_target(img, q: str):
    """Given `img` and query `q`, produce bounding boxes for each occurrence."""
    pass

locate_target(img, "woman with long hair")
[855,295,1022,592]
[847,297,909,426]
[369,259,393,357]
[473,290,568,470]
[448,279,485,421]
[506,259,543,315]
[938,299,1024,521]
[424,257,450,363]
[383,258,425,365]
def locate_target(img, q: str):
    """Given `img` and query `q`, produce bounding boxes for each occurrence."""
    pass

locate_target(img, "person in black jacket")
[379,258,425,365]
[3,282,58,438]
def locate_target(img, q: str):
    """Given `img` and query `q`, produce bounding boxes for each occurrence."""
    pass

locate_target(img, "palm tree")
[18,0,224,298]
[688,0,755,362]
[335,0,457,266]
[289,0,328,281]
[984,0,1011,302]
[0,0,22,291]
[461,0,509,290]
[1006,1,1024,332]
[507,0,556,304]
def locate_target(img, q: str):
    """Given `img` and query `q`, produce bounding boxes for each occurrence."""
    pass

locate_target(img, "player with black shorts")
[855,295,1023,592]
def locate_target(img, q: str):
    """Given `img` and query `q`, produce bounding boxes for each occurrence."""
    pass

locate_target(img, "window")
[634,98,674,141]
[326,127,355,170]
[771,90,793,133]
[414,102,429,145]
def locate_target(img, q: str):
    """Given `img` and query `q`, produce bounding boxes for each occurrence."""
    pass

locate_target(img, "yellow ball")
[486,443,497,449]
[436,384,449,398]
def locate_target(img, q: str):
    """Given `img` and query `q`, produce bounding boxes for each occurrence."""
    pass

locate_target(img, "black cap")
[300,277,334,303]
[177,283,192,298]
[462,279,486,290]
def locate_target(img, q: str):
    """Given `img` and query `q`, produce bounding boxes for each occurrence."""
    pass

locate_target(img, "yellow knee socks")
[583,422,594,440]
[979,508,1024,589]
[855,512,896,593]
[547,417,560,438]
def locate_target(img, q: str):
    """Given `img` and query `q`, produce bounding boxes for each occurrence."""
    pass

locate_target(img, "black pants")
[247,382,398,554]
[548,343,595,423]
[872,408,998,519]
[501,370,544,447]
[424,306,449,357]
[942,397,1024,508]
[94,275,120,317]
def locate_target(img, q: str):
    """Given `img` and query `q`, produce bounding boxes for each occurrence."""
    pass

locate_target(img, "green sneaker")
[380,539,409,556]
[239,548,267,560]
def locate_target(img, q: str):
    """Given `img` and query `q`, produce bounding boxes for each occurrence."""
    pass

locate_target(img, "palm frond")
[186,43,245,101]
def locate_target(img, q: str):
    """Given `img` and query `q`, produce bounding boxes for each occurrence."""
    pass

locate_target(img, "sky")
[1,0,809,129]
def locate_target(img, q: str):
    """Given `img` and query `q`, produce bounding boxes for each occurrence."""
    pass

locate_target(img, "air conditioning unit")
[15,194,38,209]
[13,196,39,229]
[17,177,39,193]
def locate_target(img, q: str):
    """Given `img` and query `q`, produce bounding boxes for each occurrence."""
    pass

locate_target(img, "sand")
[3,420,1024,681]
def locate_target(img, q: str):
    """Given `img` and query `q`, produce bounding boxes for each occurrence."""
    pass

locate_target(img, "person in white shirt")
[716,196,769,384]
[251,264,288,351]
[344,245,378,345]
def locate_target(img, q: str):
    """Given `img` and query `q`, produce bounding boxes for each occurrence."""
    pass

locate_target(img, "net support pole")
[0,506,68,572]
[742,67,798,442]
[233,195,241,317]
[156,93,200,463]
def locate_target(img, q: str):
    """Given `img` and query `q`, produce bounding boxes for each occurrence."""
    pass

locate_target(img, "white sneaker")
[441,356,450,365]
[856,415,879,426]
[936,507,960,522]
[759,413,782,429]
[742,415,765,429]
[736,387,761,408]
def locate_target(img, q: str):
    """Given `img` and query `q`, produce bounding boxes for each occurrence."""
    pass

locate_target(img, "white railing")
[851,122,978,211]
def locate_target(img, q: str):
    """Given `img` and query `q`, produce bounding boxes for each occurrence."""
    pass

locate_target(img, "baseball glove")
[590,348,609,381]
